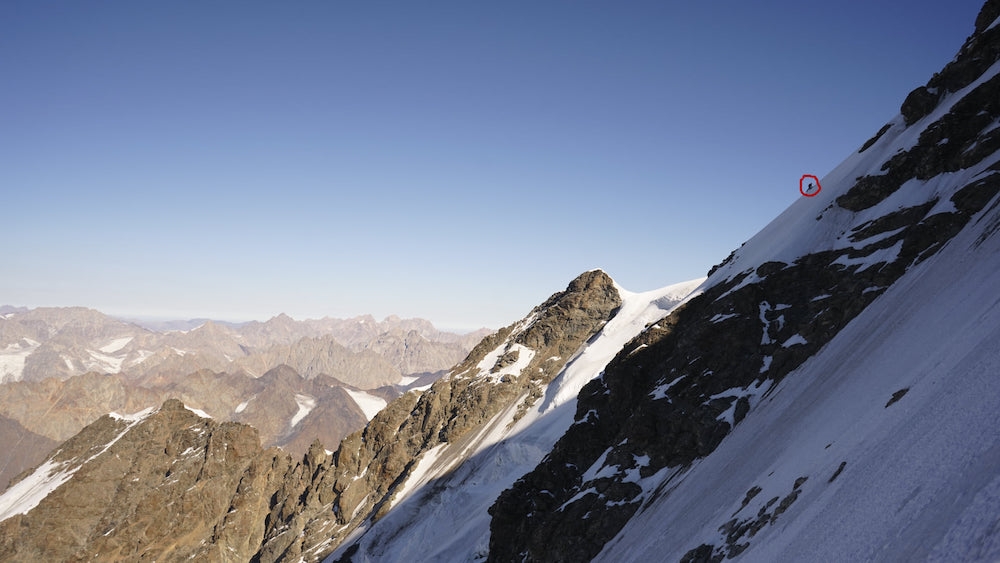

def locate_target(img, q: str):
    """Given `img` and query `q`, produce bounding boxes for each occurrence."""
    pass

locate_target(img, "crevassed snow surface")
[0,338,41,383]
[344,389,388,421]
[597,148,1000,562]
[87,349,125,374]
[326,277,704,562]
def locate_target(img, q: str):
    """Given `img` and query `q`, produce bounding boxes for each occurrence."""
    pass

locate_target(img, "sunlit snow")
[290,394,316,427]
[98,337,133,354]
[0,459,75,522]
[344,389,387,421]
[0,338,41,383]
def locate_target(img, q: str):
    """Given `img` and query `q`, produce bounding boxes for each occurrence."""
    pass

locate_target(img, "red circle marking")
[800,174,821,197]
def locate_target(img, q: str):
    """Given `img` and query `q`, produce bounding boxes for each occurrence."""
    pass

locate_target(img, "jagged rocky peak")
[0,399,293,562]
[250,269,624,560]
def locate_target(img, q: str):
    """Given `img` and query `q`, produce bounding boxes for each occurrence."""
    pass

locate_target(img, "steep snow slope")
[328,278,703,562]
[600,183,1000,561]
[709,55,1000,287]
[487,3,1000,559]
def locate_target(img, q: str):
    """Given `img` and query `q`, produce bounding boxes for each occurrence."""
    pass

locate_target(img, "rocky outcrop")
[900,0,1000,126]
[488,4,1000,560]
[254,270,622,560]
[0,399,293,562]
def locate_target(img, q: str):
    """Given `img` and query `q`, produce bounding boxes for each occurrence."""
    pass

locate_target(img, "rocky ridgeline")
[253,270,621,561]
[0,400,290,562]
[0,312,486,492]
[0,271,621,561]
[487,3,1000,560]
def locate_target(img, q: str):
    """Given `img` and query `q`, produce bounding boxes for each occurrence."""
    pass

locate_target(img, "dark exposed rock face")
[900,0,1000,126]
[487,6,1000,560]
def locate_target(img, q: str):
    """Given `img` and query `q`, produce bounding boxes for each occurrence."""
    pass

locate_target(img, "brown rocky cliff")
[0,399,293,562]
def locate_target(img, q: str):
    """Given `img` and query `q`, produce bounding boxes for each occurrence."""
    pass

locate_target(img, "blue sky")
[0,1,986,330]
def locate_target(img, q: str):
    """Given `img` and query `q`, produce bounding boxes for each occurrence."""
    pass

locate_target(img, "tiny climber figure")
[799,175,821,196]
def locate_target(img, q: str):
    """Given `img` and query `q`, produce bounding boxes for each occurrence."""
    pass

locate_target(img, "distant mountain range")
[0,307,489,385]
[0,307,489,490]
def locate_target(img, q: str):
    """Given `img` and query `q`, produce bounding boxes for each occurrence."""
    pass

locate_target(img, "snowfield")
[0,338,41,383]
[344,389,388,421]
[290,394,316,427]
[598,187,1000,562]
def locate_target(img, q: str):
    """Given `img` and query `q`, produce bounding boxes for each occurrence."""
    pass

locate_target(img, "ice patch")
[479,343,536,383]
[398,375,421,386]
[290,394,316,427]
[345,389,388,421]
[832,240,904,273]
[650,374,687,400]
[760,356,773,374]
[99,337,133,354]
[185,406,212,419]
[782,334,807,347]
[710,379,773,426]
[0,459,75,521]
[87,349,125,374]
[759,302,773,345]
[0,338,42,383]
[108,406,156,422]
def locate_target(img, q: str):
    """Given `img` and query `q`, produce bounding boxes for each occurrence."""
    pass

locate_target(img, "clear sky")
[0,1,986,330]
